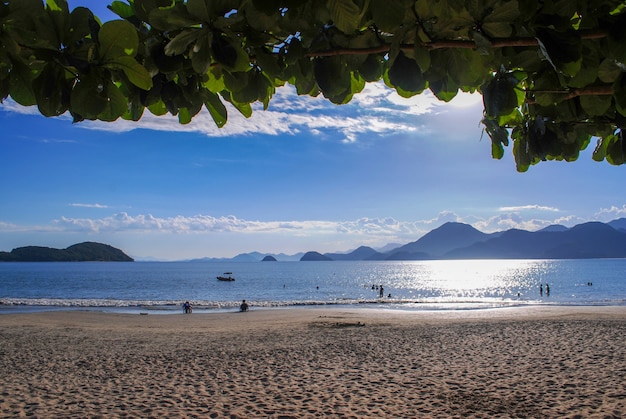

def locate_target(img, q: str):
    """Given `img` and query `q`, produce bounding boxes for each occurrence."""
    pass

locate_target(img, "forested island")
[0,242,133,262]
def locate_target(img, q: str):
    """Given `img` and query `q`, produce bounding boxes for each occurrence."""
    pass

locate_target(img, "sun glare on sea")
[395,259,540,300]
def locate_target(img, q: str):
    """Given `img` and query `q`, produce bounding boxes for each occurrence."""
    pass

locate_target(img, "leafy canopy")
[2,0,626,171]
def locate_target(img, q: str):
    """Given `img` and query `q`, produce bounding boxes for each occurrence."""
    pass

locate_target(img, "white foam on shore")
[2,296,623,315]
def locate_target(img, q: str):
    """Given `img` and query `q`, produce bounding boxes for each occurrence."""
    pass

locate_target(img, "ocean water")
[1,259,625,314]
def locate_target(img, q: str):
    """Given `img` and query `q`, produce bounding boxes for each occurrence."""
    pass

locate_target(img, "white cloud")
[595,205,626,220]
[473,213,553,233]
[498,205,560,212]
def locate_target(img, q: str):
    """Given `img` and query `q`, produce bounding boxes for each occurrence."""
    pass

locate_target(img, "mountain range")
[201,218,626,262]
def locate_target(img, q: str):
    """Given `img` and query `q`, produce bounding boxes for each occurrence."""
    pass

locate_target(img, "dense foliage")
[2,0,626,170]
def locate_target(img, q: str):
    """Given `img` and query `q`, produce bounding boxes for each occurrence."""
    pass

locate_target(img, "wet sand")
[1,306,625,418]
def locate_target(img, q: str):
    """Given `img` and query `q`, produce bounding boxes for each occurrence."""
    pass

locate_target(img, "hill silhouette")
[0,242,134,262]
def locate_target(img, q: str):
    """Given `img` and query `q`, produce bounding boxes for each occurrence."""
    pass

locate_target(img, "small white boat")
[217,272,235,281]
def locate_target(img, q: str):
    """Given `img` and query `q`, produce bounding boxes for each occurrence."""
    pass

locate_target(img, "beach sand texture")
[1,307,625,418]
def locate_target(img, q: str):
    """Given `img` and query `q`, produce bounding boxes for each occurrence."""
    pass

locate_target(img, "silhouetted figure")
[540,284,543,296]
[240,299,249,312]
[183,301,192,314]
[379,285,384,298]
[546,283,550,296]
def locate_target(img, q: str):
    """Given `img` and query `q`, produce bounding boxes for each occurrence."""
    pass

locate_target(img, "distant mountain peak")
[300,251,332,261]
[388,221,490,258]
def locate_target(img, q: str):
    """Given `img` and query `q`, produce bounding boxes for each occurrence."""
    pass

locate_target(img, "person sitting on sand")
[240,299,249,312]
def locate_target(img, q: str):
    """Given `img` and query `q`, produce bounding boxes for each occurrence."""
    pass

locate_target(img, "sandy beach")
[1,306,625,418]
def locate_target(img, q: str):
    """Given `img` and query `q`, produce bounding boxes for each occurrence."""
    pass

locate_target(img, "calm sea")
[1,259,625,314]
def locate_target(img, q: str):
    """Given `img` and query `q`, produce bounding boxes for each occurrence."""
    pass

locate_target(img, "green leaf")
[255,48,283,79]
[605,131,626,165]
[614,74,626,116]
[187,0,238,21]
[46,0,70,47]
[414,46,431,72]
[70,75,108,118]
[512,128,532,172]
[387,52,426,97]
[482,117,510,158]
[65,7,95,46]
[430,77,458,102]
[225,93,253,117]
[97,79,127,121]
[165,29,201,56]
[445,49,486,87]
[99,20,139,60]
[107,56,153,90]
[203,68,226,93]
[133,0,172,22]
[327,0,361,33]
[33,64,68,117]
[149,4,200,31]
[46,0,68,13]
[147,100,168,116]
[108,1,134,19]
[482,73,521,117]
[483,0,519,37]
[212,34,250,72]
[592,135,609,162]
[251,0,281,15]
[178,107,192,124]
[598,58,621,83]
[357,54,384,82]
[314,57,351,99]
[471,30,493,56]
[9,61,37,106]
[122,92,145,121]
[535,28,582,77]
[204,90,228,127]
[369,0,411,32]
[284,38,305,65]
[191,34,213,74]
[230,72,260,103]
[580,94,612,117]
[187,0,211,21]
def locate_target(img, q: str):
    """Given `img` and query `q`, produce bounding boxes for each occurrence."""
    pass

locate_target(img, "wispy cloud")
[69,203,110,209]
[40,138,78,144]
[474,213,555,233]
[499,205,560,212]
[48,208,579,238]
[52,212,428,237]
[1,83,479,144]
[596,205,626,220]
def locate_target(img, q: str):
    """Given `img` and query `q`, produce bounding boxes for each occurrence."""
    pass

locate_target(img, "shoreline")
[2,306,625,417]
[2,298,625,316]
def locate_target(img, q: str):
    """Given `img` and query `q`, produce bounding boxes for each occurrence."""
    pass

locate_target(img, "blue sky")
[1,2,625,260]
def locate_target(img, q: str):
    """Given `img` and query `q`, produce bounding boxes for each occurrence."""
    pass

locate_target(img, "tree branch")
[309,30,609,57]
